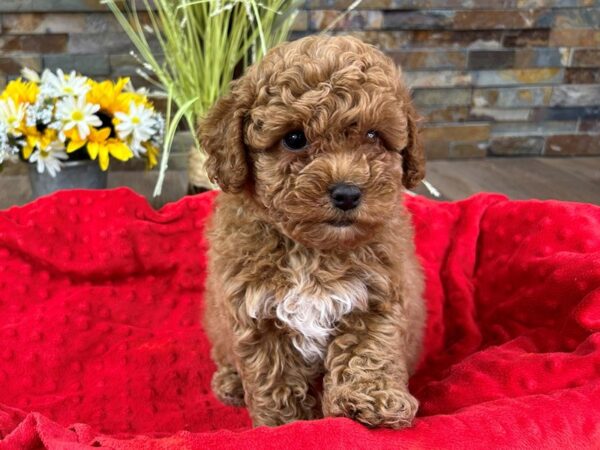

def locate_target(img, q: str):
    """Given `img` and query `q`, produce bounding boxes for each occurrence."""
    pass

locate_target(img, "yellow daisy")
[144,143,159,169]
[22,128,59,160]
[65,127,98,154]
[1,79,39,105]
[114,91,152,114]
[86,77,130,115]
[86,131,133,171]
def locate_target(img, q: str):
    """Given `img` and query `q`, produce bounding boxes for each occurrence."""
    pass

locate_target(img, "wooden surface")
[412,157,600,204]
[1,157,598,211]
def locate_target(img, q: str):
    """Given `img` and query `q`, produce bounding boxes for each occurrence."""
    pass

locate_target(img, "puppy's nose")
[330,183,362,211]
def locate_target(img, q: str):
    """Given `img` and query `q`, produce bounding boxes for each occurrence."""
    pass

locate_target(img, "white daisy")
[114,101,157,146]
[0,98,26,136]
[127,138,147,158]
[21,67,41,83]
[29,141,68,177]
[55,95,102,140]
[40,69,90,98]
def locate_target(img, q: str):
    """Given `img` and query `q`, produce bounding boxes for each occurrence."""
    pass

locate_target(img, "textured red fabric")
[0,188,599,449]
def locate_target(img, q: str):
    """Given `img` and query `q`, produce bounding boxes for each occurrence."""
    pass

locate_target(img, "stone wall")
[1,0,599,161]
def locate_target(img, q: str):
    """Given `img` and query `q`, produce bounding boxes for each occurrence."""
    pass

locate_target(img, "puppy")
[199,35,426,428]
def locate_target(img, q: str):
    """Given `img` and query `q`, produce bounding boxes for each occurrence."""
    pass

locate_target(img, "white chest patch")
[246,270,369,363]
[276,279,369,362]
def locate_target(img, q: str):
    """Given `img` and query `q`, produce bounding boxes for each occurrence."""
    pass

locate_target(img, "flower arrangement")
[0,68,164,176]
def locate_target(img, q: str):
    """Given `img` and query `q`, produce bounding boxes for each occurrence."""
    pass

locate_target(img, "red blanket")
[0,188,599,449]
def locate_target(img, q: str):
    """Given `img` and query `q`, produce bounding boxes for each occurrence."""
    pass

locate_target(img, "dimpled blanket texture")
[0,188,599,450]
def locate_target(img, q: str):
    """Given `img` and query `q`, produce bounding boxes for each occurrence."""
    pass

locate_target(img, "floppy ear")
[198,81,249,193]
[401,99,425,189]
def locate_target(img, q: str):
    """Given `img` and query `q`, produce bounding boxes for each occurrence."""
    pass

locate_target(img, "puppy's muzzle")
[330,183,362,211]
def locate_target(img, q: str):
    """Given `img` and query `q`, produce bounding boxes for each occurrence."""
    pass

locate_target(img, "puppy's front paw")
[211,365,245,406]
[323,382,418,429]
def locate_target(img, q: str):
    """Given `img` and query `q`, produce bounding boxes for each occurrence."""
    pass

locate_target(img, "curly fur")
[199,35,426,428]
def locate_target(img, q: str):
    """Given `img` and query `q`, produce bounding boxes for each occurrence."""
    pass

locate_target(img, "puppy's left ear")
[401,99,425,189]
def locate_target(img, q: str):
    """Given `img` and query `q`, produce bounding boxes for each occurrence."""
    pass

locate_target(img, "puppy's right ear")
[198,81,249,193]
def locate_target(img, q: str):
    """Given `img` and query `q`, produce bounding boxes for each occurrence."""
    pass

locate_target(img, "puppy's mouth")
[326,219,354,227]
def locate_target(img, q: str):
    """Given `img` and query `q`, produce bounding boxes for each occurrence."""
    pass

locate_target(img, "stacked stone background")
[0,0,599,166]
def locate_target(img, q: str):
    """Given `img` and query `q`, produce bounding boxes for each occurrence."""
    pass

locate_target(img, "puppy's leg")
[236,328,320,427]
[322,306,419,429]
[211,363,245,406]
[204,286,245,406]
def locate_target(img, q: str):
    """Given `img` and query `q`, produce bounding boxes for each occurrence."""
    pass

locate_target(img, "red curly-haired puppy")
[199,35,426,428]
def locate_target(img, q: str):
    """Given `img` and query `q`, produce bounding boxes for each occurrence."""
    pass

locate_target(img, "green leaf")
[153,94,200,197]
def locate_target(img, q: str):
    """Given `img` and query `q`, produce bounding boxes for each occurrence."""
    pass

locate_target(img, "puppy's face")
[200,36,424,250]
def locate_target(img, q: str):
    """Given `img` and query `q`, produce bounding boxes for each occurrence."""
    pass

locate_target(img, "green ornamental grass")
[102,0,300,195]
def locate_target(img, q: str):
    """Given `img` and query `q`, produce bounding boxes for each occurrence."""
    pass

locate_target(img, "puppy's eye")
[366,130,378,140]
[282,130,308,151]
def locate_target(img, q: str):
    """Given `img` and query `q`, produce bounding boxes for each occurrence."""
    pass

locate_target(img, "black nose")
[330,183,362,211]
